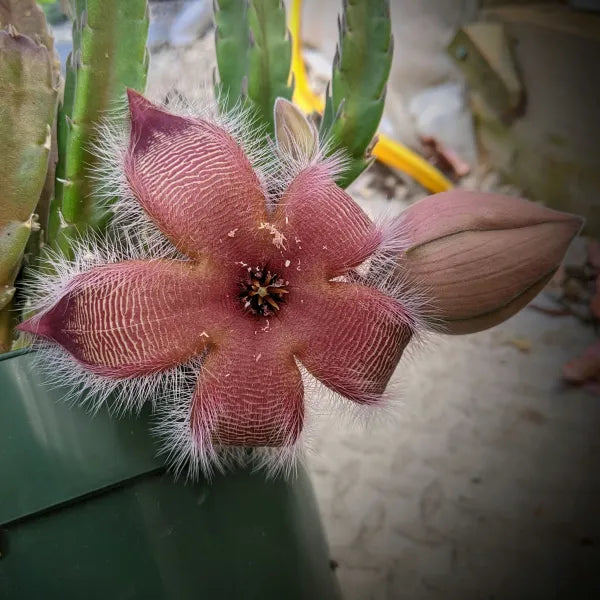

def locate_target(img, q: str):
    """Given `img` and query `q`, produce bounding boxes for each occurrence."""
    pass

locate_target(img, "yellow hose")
[288,0,453,193]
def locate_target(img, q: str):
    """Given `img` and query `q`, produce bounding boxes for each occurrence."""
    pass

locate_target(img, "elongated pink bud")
[398,191,583,334]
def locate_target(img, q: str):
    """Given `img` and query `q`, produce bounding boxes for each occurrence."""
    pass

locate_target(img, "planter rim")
[0,348,31,362]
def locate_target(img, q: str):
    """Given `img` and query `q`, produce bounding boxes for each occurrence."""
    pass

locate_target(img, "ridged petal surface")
[19,259,227,377]
[191,321,303,446]
[272,166,379,277]
[125,90,269,263]
[293,281,412,403]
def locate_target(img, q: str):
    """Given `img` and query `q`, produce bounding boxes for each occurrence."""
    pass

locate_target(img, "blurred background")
[44,0,600,597]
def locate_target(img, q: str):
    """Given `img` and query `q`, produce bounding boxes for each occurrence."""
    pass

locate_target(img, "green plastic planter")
[0,350,341,600]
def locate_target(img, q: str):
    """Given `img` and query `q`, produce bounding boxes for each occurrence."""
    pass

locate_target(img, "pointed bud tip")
[565,212,585,237]
[544,211,585,257]
[274,97,301,118]
[399,191,584,335]
[274,97,318,162]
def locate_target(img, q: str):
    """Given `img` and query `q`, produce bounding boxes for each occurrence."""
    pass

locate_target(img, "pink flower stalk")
[19,91,582,476]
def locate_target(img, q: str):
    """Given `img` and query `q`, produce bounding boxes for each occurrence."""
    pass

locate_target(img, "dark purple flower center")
[240,266,289,316]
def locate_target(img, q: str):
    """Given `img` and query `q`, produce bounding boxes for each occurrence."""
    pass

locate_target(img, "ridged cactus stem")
[214,0,250,113]
[49,0,149,256]
[246,0,293,137]
[320,0,393,188]
[48,41,76,254]
[0,28,57,351]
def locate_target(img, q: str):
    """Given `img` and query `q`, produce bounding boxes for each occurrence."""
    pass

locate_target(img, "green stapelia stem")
[320,0,393,188]
[0,28,58,351]
[246,0,293,137]
[49,0,149,256]
[214,0,250,114]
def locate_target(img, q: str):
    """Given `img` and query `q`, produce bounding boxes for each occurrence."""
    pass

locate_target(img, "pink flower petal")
[191,323,303,447]
[18,260,229,377]
[273,166,379,277]
[125,90,269,262]
[293,281,412,403]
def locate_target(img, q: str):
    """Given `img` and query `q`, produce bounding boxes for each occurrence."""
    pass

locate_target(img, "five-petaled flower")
[19,91,415,474]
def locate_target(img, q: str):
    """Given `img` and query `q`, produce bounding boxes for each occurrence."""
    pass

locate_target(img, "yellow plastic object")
[289,0,323,114]
[288,0,453,193]
[372,133,453,193]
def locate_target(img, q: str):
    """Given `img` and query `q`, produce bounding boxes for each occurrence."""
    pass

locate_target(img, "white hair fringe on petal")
[91,85,351,219]
[152,360,306,481]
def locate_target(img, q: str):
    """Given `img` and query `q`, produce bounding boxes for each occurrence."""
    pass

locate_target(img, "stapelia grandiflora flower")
[19,91,582,477]
[18,92,414,476]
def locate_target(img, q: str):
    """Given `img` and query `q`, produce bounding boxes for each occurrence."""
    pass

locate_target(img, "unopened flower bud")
[274,97,318,162]
[397,191,583,334]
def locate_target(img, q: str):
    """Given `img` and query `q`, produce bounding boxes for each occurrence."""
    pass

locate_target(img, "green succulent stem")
[320,0,393,188]
[214,0,293,138]
[0,27,57,351]
[49,0,149,256]
[214,0,250,113]
[246,0,293,136]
